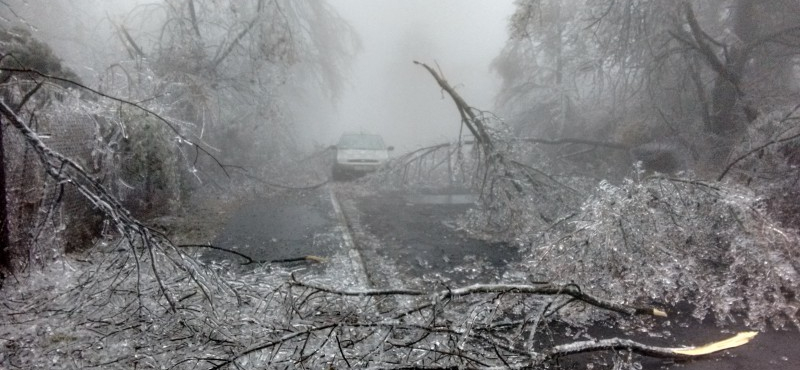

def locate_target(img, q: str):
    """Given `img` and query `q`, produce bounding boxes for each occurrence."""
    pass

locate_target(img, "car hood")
[336,148,389,162]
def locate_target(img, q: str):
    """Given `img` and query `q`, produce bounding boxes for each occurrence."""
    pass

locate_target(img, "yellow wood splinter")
[672,331,758,356]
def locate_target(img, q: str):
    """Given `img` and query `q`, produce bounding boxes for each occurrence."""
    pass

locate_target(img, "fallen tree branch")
[290,279,667,317]
[207,323,338,370]
[412,61,578,193]
[520,137,628,150]
[178,244,326,265]
[413,61,491,149]
[393,136,627,163]
[548,331,758,359]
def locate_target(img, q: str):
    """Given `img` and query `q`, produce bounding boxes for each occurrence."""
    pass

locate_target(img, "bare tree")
[674,1,800,135]
[494,0,800,175]
[114,0,359,169]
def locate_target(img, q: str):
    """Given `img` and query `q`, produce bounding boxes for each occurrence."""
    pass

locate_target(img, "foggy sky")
[6,0,515,153]
[325,0,514,151]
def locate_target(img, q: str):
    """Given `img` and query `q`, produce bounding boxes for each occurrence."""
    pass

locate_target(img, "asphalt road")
[205,184,519,287]
[207,189,335,263]
[206,184,800,370]
[338,186,521,289]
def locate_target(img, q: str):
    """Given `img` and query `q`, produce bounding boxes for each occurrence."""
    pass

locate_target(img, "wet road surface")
[205,184,800,369]
[205,184,518,288]
[342,188,520,288]
[209,190,335,263]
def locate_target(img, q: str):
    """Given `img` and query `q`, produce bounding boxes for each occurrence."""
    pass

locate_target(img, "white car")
[331,133,393,180]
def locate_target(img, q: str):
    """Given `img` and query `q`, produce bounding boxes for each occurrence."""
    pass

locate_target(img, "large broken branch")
[413,61,493,151]
[178,243,326,265]
[548,331,758,358]
[410,61,584,230]
[291,280,667,317]
[0,99,169,307]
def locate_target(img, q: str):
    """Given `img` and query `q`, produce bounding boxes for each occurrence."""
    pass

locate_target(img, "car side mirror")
[387,146,395,151]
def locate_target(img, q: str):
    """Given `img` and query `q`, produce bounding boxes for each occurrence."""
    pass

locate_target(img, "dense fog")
[322,0,514,151]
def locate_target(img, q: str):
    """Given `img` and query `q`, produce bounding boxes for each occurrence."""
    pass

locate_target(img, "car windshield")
[337,134,385,150]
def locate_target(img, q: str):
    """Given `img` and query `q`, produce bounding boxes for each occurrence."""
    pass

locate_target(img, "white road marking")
[328,185,370,287]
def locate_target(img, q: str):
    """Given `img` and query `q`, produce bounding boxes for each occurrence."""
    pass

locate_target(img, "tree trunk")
[708,0,757,135]
[0,118,9,271]
[709,74,741,135]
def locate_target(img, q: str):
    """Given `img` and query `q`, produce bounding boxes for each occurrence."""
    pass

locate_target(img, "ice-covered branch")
[0,66,237,176]
[0,97,219,314]
[291,279,667,317]
[548,331,758,358]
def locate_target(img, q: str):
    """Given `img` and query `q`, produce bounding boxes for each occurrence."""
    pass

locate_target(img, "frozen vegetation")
[2,0,800,369]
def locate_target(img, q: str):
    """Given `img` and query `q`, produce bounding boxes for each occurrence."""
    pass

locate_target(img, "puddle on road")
[404,194,477,205]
